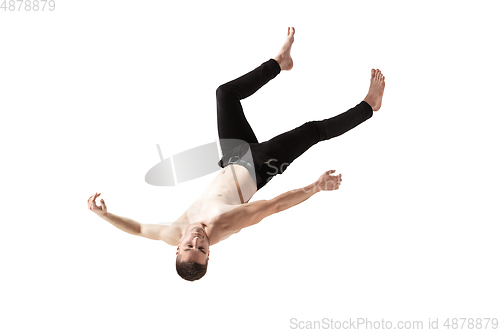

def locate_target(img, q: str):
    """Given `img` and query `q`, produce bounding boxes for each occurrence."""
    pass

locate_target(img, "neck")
[181,222,210,242]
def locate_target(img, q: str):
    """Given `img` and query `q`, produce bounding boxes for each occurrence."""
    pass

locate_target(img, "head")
[175,226,210,281]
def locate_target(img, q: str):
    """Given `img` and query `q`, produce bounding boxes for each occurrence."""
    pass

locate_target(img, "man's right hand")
[315,170,342,191]
[88,192,108,217]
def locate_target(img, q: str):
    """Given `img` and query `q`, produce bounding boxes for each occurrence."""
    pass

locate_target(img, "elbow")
[133,223,143,237]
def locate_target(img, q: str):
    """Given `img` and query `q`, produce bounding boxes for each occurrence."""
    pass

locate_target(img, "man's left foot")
[274,27,295,71]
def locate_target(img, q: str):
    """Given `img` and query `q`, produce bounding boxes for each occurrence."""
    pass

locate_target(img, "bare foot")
[274,27,295,71]
[363,69,385,111]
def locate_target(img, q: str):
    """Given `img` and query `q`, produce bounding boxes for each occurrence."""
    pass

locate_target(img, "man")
[87,27,386,281]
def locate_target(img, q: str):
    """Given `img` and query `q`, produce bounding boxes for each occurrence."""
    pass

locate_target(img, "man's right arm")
[226,169,342,230]
[267,170,342,214]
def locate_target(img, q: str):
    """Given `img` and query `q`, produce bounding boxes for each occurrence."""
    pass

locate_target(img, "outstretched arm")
[232,170,342,229]
[87,192,181,245]
[274,170,342,213]
[87,192,141,235]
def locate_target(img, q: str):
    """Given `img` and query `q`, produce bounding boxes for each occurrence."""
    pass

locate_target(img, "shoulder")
[214,200,278,232]
[159,223,184,246]
[244,200,279,219]
[203,204,245,244]
[158,212,192,246]
[138,222,183,246]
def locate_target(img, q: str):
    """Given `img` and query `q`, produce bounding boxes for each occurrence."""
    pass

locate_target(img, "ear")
[175,245,180,255]
[207,250,210,261]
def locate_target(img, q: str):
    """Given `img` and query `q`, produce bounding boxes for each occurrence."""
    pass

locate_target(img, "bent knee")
[302,121,325,142]
[216,84,237,100]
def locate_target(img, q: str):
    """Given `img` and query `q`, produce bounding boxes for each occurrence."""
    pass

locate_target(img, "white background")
[1,0,499,332]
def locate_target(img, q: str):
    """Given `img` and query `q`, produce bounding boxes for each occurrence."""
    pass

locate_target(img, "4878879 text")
[1,0,55,11]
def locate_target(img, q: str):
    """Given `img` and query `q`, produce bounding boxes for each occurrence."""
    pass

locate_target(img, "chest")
[184,195,230,224]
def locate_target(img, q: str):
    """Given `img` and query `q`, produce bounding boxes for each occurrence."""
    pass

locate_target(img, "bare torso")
[172,164,258,245]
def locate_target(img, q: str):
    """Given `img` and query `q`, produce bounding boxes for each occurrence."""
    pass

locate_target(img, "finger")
[101,199,107,211]
[91,198,96,207]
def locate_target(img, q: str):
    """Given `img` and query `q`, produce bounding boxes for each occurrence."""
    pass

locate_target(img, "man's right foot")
[274,27,295,71]
[363,69,385,111]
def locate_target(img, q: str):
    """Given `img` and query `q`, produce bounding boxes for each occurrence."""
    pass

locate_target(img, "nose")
[193,232,204,239]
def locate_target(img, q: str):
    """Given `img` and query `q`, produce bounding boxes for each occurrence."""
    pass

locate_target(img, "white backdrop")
[1,0,499,332]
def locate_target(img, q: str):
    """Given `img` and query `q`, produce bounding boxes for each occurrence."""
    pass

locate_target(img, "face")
[176,226,210,264]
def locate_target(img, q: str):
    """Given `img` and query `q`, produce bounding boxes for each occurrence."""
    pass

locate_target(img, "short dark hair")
[176,255,208,281]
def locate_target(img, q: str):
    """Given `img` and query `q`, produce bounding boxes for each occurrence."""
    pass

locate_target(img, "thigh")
[216,59,280,155]
[216,87,259,155]
[258,121,321,166]
[248,121,321,190]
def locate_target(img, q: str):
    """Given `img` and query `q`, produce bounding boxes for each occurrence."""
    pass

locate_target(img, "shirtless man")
[87,27,386,281]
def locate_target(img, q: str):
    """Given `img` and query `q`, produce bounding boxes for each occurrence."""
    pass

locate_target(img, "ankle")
[363,96,374,110]
[273,55,283,71]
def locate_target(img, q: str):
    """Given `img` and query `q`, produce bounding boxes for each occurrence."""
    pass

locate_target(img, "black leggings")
[217,58,373,190]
